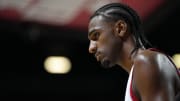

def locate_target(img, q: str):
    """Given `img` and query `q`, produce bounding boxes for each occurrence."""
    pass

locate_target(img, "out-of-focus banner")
[0,0,164,30]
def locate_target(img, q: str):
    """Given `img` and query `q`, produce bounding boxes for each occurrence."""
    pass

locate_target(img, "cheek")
[111,40,122,58]
[97,34,111,52]
[108,39,122,57]
[99,34,122,58]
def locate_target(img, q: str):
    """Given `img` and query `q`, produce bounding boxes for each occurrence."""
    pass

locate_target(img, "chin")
[101,58,115,68]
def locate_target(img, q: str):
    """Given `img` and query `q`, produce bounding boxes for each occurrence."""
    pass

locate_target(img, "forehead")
[88,15,109,32]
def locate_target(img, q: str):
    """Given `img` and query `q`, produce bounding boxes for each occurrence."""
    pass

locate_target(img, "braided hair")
[90,3,152,55]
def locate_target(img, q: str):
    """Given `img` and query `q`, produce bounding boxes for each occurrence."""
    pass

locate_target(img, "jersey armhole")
[130,68,140,101]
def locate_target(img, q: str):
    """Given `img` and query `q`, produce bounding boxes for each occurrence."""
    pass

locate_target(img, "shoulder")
[133,50,163,84]
[133,49,177,75]
[131,49,179,100]
[133,49,172,69]
[133,49,174,79]
[133,49,166,72]
[134,49,167,63]
[132,49,177,91]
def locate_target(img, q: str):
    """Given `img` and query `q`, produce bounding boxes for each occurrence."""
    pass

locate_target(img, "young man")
[88,3,180,101]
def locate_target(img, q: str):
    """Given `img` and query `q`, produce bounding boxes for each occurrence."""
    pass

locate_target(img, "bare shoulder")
[133,49,177,80]
[132,49,179,100]
[132,49,180,100]
[133,49,177,75]
[133,49,164,84]
[133,50,163,72]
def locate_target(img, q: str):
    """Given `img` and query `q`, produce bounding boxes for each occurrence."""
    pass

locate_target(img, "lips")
[96,55,100,61]
[95,53,103,62]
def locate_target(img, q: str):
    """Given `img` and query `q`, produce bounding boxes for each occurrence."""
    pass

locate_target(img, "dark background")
[0,0,180,101]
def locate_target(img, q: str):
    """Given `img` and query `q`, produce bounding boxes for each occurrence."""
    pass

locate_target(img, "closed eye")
[89,31,100,41]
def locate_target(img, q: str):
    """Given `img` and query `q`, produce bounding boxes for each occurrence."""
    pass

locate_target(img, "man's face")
[88,15,122,68]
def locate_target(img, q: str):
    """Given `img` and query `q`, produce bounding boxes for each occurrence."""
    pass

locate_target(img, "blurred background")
[0,0,180,101]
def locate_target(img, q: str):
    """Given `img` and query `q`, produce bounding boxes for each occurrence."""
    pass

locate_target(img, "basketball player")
[88,3,180,101]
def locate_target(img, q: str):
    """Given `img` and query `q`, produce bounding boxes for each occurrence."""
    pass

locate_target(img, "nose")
[89,41,97,54]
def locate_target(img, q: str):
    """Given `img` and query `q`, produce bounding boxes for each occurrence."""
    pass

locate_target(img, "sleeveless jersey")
[125,65,139,101]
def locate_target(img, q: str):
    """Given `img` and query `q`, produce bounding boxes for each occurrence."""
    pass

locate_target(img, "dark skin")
[88,15,180,101]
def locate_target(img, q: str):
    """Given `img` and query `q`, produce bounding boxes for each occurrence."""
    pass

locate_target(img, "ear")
[114,20,127,38]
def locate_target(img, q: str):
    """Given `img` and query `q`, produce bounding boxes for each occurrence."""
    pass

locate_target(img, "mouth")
[95,53,103,62]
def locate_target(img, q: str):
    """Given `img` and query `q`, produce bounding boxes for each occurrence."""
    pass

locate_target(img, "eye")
[91,32,100,41]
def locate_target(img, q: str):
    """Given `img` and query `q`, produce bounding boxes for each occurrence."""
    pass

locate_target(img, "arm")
[133,53,175,101]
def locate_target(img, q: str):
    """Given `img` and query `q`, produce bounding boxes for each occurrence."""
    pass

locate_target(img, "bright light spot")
[44,56,72,74]
[172,54,180,68]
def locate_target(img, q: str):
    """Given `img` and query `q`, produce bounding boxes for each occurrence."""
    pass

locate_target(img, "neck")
[117,36,137,73]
